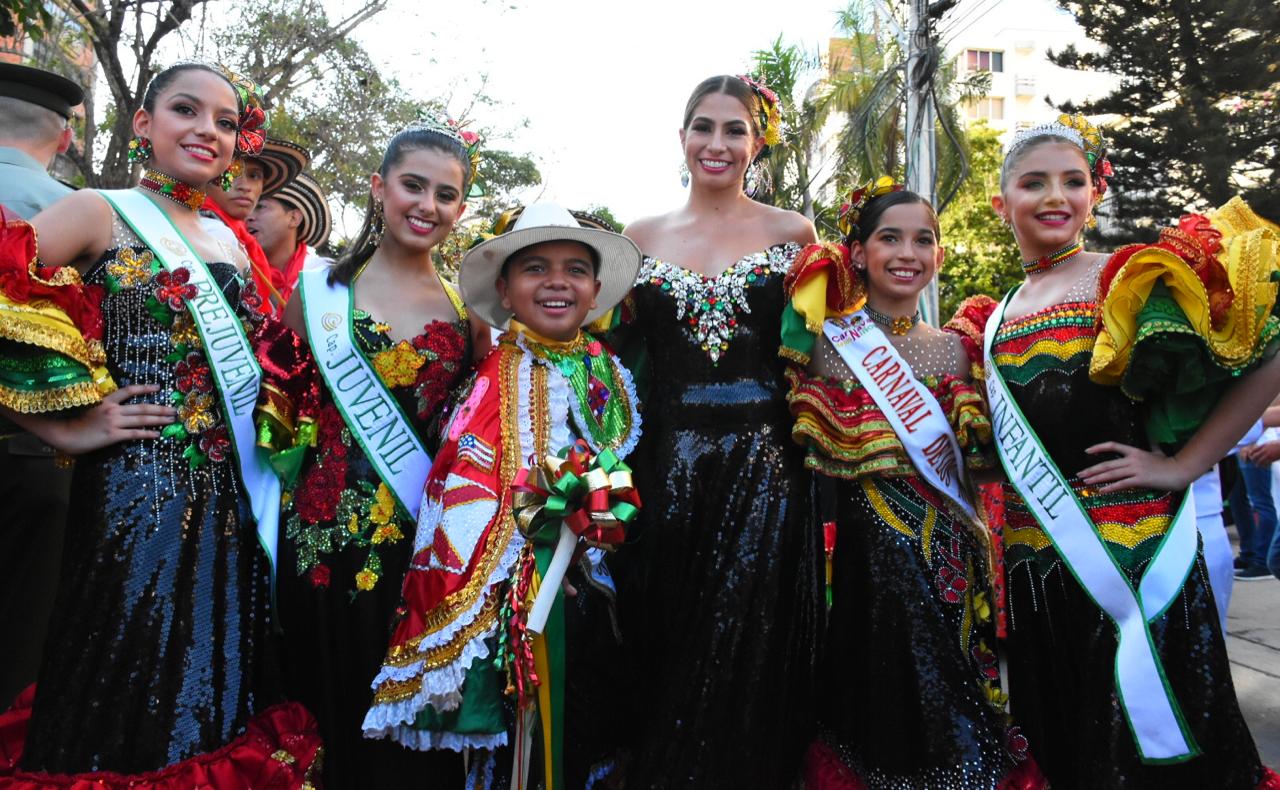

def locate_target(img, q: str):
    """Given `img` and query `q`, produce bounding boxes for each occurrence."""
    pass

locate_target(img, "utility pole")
[905,0,939,324]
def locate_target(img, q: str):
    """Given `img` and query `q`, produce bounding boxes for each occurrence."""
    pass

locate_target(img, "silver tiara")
[1004,120,1086,161]
[398,112,473,151]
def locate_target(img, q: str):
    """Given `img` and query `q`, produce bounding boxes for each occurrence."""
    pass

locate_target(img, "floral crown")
[1006,113,1114,200]
[400,113,484,197]
[838,176,904,238]
[736,74,783,148]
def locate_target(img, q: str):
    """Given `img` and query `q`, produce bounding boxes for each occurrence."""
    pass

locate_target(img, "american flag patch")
[456,433,496,473]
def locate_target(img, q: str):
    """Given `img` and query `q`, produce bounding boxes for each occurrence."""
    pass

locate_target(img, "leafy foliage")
[937,122,1021,317]
[1051,0,1280,242]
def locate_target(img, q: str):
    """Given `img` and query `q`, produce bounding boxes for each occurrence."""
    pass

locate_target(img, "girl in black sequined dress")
[0,63,319,787]
[616,74,823,789]
[260,120,488,789]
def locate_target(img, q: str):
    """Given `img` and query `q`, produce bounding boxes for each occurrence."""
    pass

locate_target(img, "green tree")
[0,0,51,40]
[1050,0,1280,243]
[937,122,1020,317]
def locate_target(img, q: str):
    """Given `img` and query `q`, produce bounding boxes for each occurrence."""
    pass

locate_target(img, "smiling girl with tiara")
[968,114,1280,788]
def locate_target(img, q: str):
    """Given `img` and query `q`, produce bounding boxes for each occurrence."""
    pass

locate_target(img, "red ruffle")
[803,740,868,790]
[1258,767,1280,790]
[998,757,1048,790]
[0,207,105,343]
[0,685,322,789]
[944,294,999,367]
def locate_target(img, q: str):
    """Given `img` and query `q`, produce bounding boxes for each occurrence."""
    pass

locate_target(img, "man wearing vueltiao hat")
[0,61,85,711]
[246,170,332,309]
[199,136,309,313]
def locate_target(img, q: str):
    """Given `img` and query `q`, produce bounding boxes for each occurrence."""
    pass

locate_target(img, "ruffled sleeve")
[943,294,1000,383]
[1091,197,1280,446]
[0,208,115,414]
[252,315,321,488]
[779,241,864,365]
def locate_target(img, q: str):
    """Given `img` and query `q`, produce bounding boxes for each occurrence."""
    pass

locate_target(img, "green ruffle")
[412,638,507,737]
[1121,281,1280,448]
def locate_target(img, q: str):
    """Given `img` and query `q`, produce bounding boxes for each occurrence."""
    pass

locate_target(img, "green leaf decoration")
[162,422,188,440]
[145,296,174,326]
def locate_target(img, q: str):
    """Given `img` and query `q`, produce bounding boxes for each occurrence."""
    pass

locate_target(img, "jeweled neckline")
[642,241,800,281]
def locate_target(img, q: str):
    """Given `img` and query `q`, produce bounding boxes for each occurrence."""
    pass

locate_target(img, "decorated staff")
[362,203,642,790]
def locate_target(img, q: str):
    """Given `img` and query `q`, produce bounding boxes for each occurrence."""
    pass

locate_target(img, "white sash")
[100,189,282,576]
[983,292,1200,762]
[299,267,431,519]
[824,311,977,522]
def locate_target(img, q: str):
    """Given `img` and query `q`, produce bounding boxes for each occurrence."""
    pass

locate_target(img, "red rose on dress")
[198,425,231,462]
[175,351,213,393]
[154,268,197,310]
[309,564,331,589]
[420,323,466,363]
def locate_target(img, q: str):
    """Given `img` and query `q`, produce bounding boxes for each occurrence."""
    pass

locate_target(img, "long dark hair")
[329,127,473,286]
[142,62,237,114]
[845,189,939,247]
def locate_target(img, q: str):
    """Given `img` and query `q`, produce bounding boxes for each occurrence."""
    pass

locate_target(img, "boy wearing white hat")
[362,203,642,788]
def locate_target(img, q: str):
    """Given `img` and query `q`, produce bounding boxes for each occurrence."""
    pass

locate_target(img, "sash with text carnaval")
[99,189,282,576]
[982,292,1200,763]
[299,267,431,519]
[824,311,978,523]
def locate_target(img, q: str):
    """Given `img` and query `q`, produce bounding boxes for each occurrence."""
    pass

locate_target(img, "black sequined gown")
[619,243,823,789]
[20,226,275,773]
[270,301,472,790]
[993,300,1271,789]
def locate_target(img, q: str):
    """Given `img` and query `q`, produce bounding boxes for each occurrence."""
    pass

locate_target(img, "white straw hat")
[459,202,641,328]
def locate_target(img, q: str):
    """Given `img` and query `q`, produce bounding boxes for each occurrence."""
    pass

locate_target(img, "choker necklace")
[1022,241,1083,275]
[139,169,207,211]
[864,304,920,336]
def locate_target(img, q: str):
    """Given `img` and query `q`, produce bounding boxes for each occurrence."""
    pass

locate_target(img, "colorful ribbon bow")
[511,439,640,547]
[838,175,903,238]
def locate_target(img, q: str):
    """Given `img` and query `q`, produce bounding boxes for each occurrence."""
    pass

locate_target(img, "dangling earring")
[1086,211,1098,229]
[370,199,386,246]
[218,158,243,192]
[679,162,690,188]
[744,160,772,199]
[127,136,153,164]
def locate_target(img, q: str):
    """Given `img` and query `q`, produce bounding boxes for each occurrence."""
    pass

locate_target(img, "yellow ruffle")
[1092,197,1279,385]
[0,297,115,412]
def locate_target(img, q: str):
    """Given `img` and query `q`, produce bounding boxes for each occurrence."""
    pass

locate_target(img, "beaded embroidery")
[638,242,800,363]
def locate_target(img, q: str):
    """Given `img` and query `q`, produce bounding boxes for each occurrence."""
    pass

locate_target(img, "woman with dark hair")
[780,179,1044,789]
[0,61,319,786]
[979,114,1280,787]
[618,74,822,788]
[256,115,488,788]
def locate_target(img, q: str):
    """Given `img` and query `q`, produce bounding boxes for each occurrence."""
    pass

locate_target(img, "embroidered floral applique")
[638,242,798,363]
[105,248,154,290]
[372,340,425,388]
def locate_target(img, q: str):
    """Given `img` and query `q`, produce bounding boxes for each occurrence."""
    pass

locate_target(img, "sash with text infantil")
[99,189,282,577]
[299,267,431,519]
[824,311,978,523]
[983,291,1199,763]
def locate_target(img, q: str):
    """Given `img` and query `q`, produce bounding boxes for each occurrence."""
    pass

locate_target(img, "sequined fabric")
[19,230,273,774]
[274,308,470,789]
[789,335,1032,789]
[993,299,1270,788]
[618,243,822,789]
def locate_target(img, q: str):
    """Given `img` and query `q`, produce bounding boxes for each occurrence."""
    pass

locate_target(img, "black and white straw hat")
[459,202,641,329]
[271,171,331,249]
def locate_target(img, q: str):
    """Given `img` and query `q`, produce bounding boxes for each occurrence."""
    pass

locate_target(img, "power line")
[941,0,1003,49]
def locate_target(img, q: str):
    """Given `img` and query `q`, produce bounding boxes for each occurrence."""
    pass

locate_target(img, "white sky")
[341,0,845,225]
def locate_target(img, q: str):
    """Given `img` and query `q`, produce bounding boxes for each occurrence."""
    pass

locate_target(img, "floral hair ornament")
[402,113,485,198]
[1005,113,1113,201]
[838,175,904,238]
[215,66,269,158]
[736,74,784,148]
